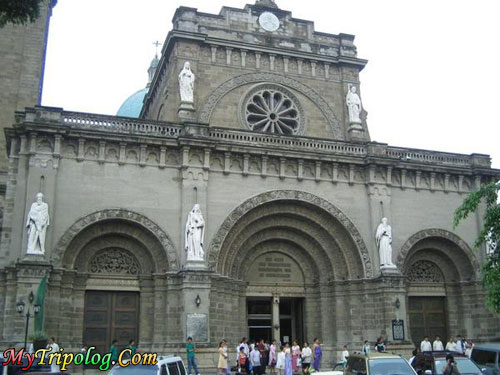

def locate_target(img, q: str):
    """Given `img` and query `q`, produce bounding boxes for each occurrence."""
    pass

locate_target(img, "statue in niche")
[376,217,397,269]
[346,84,362,124]
[178,61,195,103]
[185,204,205,261]
[26,192,50,254]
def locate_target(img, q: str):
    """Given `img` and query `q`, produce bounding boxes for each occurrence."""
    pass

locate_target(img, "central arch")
[208,189,373,278]
[207,190,371,346]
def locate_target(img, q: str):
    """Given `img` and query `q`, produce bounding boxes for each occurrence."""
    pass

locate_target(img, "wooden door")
[409,296,447,345]
[83,291,140,353]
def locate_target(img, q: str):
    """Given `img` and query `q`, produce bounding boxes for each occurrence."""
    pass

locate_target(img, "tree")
[454,181,500,313]
[0,0,43,28]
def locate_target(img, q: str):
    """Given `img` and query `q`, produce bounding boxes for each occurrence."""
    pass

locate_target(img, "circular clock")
[259,12,280,32]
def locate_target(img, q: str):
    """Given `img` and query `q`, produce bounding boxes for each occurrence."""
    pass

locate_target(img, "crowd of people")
[416,335,473,357]
[185,337,323,375]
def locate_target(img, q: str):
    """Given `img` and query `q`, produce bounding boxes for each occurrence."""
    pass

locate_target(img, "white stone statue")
[346,85,362,124]
[178,61,195,103]
[26,192,49,254]
[185,204,205,261]
[376,217,397,269]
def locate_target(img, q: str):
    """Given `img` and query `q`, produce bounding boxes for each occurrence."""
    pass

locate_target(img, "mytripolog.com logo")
[2,347,158,371]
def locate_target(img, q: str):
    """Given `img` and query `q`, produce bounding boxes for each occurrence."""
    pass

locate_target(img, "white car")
[108,355,186,375]
[314,362,345,375]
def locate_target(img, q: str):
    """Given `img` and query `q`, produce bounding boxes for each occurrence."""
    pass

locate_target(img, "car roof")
[421,351,468,359]
[157,355,183,363]
[350,352,405,359]
[473,344,500,351]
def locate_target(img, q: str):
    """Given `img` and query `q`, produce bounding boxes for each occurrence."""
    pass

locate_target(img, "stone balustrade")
[14,107,494,172]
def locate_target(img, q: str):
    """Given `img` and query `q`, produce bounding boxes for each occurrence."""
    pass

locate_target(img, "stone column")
[180,271,213,344]
[272,294,280,342]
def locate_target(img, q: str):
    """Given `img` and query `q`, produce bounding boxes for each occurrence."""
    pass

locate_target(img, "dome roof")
[116,88,148,118]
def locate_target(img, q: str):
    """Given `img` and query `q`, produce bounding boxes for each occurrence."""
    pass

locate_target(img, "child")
[276,346,286,375]
[238,346,249,375]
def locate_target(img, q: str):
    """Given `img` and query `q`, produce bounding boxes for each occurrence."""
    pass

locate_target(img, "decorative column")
[272,295,280,343]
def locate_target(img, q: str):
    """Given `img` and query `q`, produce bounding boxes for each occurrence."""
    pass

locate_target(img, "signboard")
[187,313,208,342]
[392,319,405,341]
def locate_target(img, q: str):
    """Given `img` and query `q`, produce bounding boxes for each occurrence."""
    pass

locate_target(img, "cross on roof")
[153,41,162,57]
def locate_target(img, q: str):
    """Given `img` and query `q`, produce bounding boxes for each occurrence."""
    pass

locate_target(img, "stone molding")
[199,72,342,139]
[207,189,373,278]
[397,228,480,279]
[52,209,179,271]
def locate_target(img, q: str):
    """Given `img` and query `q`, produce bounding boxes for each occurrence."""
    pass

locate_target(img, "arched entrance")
[48,209,178,352]
[209,190,370,346]
[400,229,478,344]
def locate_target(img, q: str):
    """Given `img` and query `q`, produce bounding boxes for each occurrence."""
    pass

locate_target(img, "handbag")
[297,357,302,366]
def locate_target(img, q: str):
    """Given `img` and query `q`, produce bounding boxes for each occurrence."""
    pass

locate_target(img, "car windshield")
[435,359,481,374]
[368,358,415,375]
[109,364,159,374]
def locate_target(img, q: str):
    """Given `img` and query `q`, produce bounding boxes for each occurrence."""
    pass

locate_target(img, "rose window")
[243,88,302,135]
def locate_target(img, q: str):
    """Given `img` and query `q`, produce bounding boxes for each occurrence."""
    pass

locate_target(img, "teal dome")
[116,88,148,118]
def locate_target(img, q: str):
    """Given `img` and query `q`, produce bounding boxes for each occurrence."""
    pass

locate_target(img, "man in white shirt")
[420,337,432,352]
[47,337,60,372]
[455,336,465,354]
[250,346,262,375]
[433,336,444,351]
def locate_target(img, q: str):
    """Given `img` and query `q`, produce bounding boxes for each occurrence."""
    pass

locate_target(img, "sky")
[42,0,500,168]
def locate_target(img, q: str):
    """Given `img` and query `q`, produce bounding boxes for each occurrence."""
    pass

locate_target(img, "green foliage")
[28,330,48,341]
[0,0,42,27]
[454,181,500,313]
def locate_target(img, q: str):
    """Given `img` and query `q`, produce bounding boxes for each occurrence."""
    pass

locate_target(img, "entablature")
[7,107,499,193]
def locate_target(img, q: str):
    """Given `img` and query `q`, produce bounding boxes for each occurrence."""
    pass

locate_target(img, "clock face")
[259,12,280,32]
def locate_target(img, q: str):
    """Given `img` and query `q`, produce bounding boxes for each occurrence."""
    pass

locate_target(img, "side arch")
[52,208,179,271]
[207,190,373,278]
[199,72,343,139]
[398,228,480,280]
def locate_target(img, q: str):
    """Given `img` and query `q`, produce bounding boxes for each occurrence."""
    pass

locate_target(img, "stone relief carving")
[26,193,50,255]
[52,209,179,271]
[37,137,53,153]
[106,146,119,161]
[407,260,444,283]
[89,248,140,275]
[146,151,158,164]
[199,72,342,139]
[207,190,373,277]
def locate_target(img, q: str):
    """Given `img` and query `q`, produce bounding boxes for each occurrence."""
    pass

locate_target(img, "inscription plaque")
[392,319,405,341]
[247,253,304,284]
[187,313,208,342]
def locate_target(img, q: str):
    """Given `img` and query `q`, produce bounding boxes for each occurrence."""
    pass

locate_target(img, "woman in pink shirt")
[292,340,301,374]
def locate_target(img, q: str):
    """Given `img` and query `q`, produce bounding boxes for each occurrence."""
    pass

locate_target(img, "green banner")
[34,274,48,332]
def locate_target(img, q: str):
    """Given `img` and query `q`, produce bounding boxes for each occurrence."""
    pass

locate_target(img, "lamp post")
[17,291,40,350]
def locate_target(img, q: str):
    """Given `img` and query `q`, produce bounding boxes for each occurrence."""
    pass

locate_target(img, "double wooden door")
[83,291,140,353]
[409,296,447,345]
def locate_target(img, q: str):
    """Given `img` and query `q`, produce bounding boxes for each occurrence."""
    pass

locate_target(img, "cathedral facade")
[0,0,499,367]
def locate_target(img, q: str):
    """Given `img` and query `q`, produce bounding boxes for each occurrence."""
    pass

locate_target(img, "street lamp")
[17,291,40,350]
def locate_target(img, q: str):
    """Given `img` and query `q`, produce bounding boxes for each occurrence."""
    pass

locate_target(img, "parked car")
[471,344,500,375]
[345,352,417,375]
[315,361,345,375]
[413,351,483,375]
[108,355,186,375]
[0,352,51,375]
